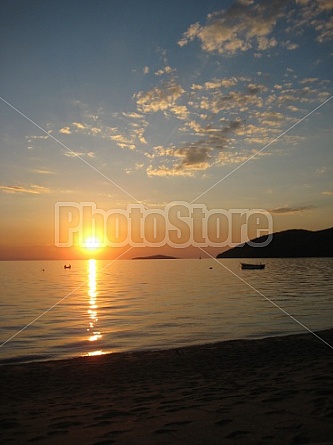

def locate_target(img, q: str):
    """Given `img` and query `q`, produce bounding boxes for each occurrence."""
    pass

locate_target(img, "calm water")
[0,258,332,364]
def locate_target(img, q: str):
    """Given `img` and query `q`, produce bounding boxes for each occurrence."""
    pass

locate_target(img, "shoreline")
[1,327,331,367]
[1,329,333,444]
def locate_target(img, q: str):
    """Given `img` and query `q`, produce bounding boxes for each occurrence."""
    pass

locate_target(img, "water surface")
[0,258,332,364]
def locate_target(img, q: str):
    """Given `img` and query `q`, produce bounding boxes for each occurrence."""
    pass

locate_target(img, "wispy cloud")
[31,169,57,175]
[0,185,51,194]
[268,205,315,214]
[64,151,95,158]
[125,163,145,175]
[146,164,199,177]
[110,134,136,150]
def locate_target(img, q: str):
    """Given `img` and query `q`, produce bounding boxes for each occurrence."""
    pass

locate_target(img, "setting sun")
[84,237,101,249]
[79,236,105,258]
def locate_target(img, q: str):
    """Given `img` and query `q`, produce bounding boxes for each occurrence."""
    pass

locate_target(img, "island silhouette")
[132,254,179,260]
[217,227,333,258]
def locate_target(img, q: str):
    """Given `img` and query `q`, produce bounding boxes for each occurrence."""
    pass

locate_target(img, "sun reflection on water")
[86,350,104,357]
[86,259,104,354]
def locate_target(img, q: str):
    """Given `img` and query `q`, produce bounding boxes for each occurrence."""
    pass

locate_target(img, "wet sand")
[1,330,333,445]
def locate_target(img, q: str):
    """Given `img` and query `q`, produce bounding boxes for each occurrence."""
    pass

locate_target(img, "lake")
[0,258,332,364]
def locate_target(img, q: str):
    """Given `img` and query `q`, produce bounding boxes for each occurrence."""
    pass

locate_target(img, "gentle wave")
[0,258,332,364]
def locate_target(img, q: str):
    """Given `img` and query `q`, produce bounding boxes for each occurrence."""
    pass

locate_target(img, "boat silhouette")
[240,262,265,270]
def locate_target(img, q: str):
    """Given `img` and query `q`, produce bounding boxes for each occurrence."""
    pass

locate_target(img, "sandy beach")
[1,330,333,445]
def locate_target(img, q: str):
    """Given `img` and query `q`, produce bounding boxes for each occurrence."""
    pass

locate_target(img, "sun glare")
[80,235,106,256]
[84,237,101,249]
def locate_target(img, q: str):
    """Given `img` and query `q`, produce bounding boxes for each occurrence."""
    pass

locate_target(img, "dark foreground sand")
[1,330,333,445]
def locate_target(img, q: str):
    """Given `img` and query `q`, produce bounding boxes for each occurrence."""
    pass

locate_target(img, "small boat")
[64,264,71,269]
[241,262,265,270]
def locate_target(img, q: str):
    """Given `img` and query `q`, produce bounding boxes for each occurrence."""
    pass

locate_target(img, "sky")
[0,0,332,260]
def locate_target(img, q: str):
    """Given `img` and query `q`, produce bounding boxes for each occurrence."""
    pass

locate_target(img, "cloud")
[59,118,133,147]
[169,104,189,120]
[155,66,175,76]
[185,77,314,152]
[60,121,102,137]
[125,163,145,175]
[32,169,56,175]
[268,205,315,214]
[59,127,71,134]
[316,0,333,12]
[216,150,254,165]
[257,36,278,50]
[146,146,256,176]
[64,151,95,158]
[72,122,87,130]
[315,167,327,175]
[186,118,244,149]
[0,185,51,194]
[285,105,302,112]
[174,146,212,167]
[143,66,150,74]
[291,0,333,43]
[187,80,269,120]
[148,143,212,176]
[110,113,149,150]
[135,81,185,114]
[203,77,238,89]
[39,57,329,180]
[25,133,51,149]
[283,41,299,50]
[299,77,319,84]
[26,134,50,140]
[197,84,267,114]
[178,0,333,57]
[122,112,144,119]
[146,164,199,177]
[147,118,245,175]
[178,0,289,55]
[322,191,333,195]
[57,104,149,152]
[314,15,333,42]
[110,134,136,150]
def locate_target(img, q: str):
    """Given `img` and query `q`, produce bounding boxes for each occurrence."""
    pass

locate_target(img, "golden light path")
[86,259,105,357]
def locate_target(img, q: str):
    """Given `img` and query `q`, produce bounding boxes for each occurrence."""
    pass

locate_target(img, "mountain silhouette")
[217,227,333,258]
[132,254,178,260]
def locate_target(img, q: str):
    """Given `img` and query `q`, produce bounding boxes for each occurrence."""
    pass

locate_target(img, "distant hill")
[132,254,179,260]
[217,227,333,258]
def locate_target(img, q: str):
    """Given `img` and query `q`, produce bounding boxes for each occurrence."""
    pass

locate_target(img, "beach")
[1,330,333,445]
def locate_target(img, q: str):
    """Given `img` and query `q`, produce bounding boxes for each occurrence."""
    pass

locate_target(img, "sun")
[80,236,105,255]
[84,237,101,249]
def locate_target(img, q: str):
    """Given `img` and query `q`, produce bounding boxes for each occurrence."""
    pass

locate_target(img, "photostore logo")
[55,201,273,249]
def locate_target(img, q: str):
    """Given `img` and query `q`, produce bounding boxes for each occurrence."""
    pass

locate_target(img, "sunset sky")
[1,0,332,259]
